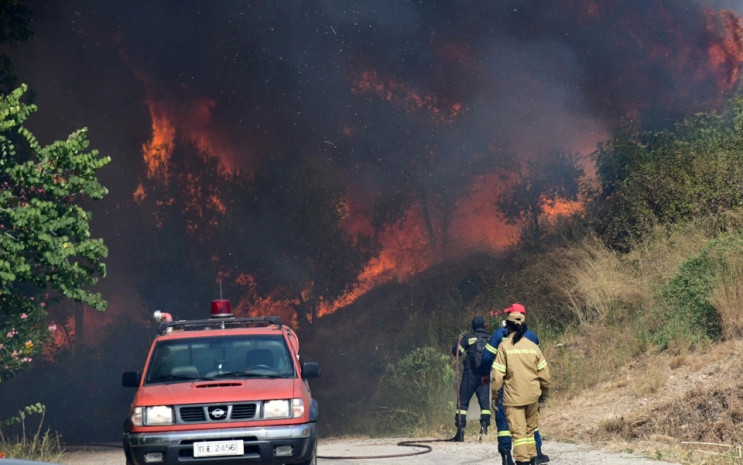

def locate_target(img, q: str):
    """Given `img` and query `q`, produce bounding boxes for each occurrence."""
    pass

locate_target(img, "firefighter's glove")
[481,375,490,385]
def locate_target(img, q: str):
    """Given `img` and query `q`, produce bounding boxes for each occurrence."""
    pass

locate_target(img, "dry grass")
[710,252,743,340]
[539,218,743,465]
[630,369,668,397]
[560,236,634,324]
[541,338,743,465]
[544,322,639,394]
[626,221,712,286]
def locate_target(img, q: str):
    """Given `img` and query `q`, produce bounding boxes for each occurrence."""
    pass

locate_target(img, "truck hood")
[137,378,301,405]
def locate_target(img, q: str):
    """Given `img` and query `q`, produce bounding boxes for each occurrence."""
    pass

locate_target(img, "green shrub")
[651,234,743,348]
[371,346,455,435]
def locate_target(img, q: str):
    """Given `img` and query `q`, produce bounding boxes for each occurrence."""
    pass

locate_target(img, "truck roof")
[156,316,284,335]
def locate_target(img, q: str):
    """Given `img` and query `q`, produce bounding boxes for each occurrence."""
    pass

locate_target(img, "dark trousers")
[455,371,491,428]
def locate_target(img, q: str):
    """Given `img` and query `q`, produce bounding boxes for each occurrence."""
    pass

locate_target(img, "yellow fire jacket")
[490,333,551,406]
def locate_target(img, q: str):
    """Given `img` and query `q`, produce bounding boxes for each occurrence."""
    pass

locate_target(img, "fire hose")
[317,439,437,460]
[319,335,471,460]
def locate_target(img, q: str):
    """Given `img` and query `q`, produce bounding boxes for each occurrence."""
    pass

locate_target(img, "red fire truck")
[122,300,320,465]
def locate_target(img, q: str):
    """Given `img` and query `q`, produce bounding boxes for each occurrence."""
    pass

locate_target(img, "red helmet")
[504,303,526,314]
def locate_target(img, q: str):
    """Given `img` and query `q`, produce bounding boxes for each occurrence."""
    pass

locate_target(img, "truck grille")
[177,403,258,423]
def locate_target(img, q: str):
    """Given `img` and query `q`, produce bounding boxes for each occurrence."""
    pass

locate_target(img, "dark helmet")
[471,316,485,330]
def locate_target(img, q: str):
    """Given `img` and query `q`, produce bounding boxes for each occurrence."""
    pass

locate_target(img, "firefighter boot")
[500,450,515,465]
[536,446,550,463]
[480,421,488,435]
[452,426,465,442]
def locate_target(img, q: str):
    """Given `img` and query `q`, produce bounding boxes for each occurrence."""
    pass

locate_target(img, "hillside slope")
[540,338,743,460]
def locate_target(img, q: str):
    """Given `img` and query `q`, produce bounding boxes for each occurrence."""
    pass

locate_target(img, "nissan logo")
[209,407,227,420]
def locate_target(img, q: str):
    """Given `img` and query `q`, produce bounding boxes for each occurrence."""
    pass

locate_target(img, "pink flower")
[48,324,57,332]
[21,313,28,319]
[11,350,18,359]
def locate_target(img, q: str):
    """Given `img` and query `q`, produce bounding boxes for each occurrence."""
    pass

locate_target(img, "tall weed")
[709,251,743,340]
[558,236,639,324]
[0,403,64,462]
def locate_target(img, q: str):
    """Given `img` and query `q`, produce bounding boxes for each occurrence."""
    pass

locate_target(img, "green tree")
[0,85,110,381]
[587,96,743,250]
[495,149,584,243]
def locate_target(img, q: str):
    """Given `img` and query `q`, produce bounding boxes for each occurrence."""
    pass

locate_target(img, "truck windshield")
[145,334,295,384]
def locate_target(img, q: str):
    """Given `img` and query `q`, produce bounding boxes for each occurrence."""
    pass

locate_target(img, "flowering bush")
[0,295,57,382]
[485,308,505,329]
[0,85,108,382]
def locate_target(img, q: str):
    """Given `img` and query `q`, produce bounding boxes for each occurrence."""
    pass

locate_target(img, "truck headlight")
[262,399,305,419]
[144,406,174,425]
[263,400,290,419]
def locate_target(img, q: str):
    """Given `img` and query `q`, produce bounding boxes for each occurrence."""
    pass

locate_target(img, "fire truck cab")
[121,300,320,465]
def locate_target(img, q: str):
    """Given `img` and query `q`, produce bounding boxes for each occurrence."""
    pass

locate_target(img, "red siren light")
[210,299,233,318]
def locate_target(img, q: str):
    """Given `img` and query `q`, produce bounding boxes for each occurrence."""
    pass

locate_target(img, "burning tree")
[0,85,110,381]
[495,149,584,243]
[216,155,377,329]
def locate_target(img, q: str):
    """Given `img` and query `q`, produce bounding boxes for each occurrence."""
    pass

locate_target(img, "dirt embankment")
[541,338,743,459]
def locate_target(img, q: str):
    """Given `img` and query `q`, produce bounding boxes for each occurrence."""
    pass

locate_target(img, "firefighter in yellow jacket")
[491,311,550,465]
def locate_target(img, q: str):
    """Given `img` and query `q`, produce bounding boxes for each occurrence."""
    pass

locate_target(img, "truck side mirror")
[122,371,141,387]
[301,362,320,379]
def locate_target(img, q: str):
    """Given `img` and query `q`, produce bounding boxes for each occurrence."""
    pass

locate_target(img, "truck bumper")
[123,423,316,465]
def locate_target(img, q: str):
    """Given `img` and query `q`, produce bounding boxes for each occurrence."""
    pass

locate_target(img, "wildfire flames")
[706,9,743,93]
[353,69,465,123]
[118,1,743,321]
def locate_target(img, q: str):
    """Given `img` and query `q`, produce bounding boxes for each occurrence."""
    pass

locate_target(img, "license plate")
[193,439,244,457]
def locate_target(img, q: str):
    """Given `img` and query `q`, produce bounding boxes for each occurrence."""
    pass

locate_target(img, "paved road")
[316,438,681,465]
[59,439,681,465]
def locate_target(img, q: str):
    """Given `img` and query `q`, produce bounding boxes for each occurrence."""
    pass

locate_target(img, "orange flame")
[141,99,176,179]
[542,197,584,220]
[706,10,743,93]
[352,69,465,123]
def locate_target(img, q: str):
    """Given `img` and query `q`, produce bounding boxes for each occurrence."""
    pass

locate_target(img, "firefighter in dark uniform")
[481,304,550,464]
[450,316,491,441]
[491,311,551,465]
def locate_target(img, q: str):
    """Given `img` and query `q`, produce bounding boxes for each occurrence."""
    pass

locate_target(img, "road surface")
[59,438,680,465]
